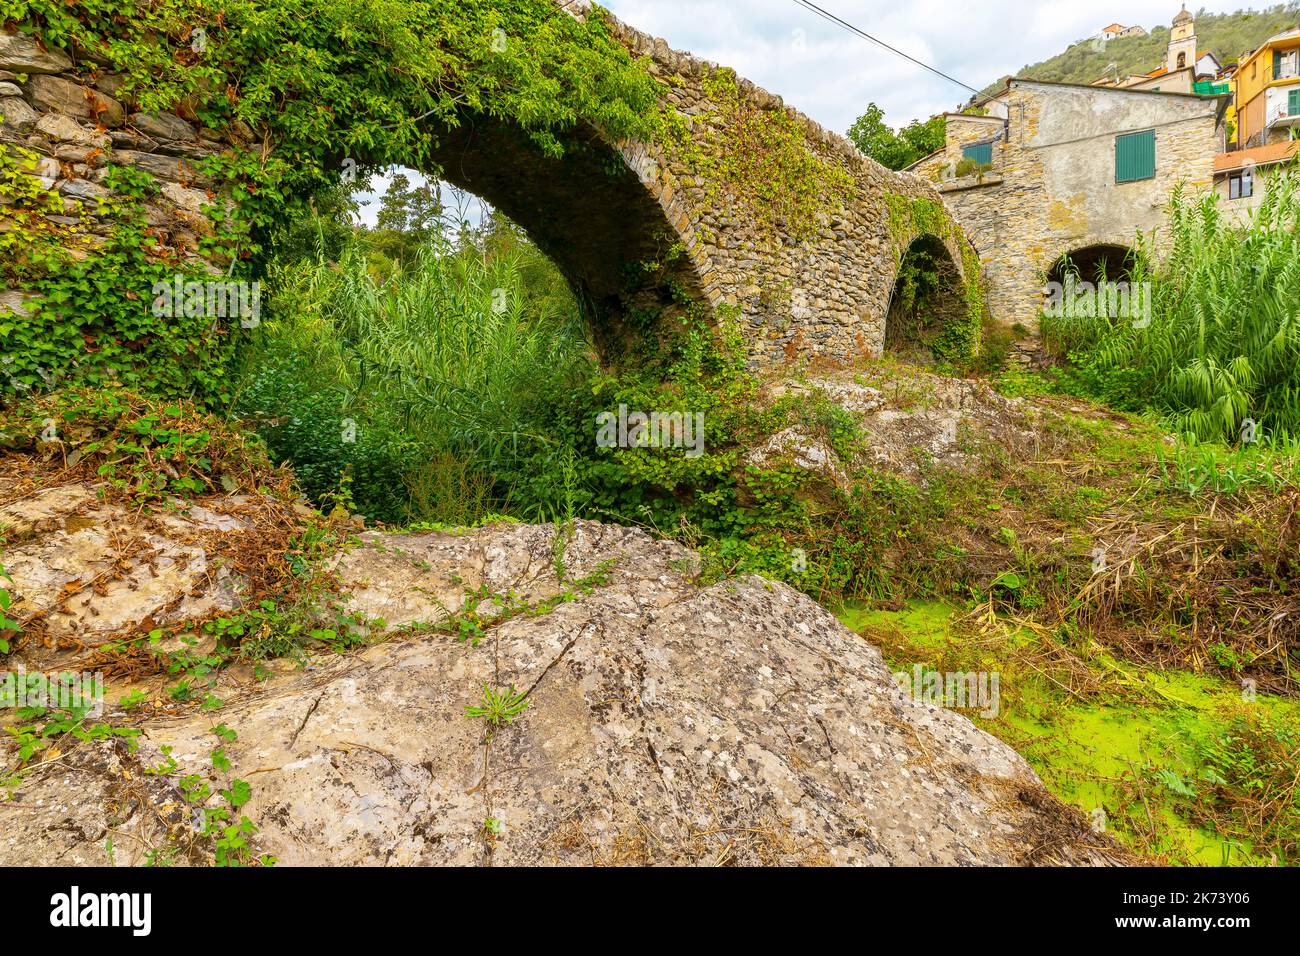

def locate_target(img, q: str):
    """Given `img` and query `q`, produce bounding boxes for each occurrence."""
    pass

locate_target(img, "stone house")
[909,79,1228,334]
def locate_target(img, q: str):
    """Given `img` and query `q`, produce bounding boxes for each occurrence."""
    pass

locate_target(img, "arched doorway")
[1046,244,1136,287]
[884,235,969,363]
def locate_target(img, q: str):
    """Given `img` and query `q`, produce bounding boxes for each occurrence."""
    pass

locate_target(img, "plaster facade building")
[1214,139,1300,224]
[1232,27,1300,148]
[910,79,1227,336]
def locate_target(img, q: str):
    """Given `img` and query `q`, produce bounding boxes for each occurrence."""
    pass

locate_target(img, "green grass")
[231,229,594,525]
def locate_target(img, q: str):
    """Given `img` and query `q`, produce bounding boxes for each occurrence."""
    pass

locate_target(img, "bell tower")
[1168,5,1197,73]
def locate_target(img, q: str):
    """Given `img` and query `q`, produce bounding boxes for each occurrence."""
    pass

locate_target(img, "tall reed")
[1045,167,1300,443]
[233,232,593,522]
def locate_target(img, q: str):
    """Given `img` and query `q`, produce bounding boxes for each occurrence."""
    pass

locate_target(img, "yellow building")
[1232,26,1300,148]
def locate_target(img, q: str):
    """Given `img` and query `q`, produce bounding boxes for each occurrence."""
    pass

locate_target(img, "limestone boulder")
[0,488,1124,867]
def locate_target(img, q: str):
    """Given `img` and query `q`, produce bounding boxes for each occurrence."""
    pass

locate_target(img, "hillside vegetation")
[980,4,1300,95]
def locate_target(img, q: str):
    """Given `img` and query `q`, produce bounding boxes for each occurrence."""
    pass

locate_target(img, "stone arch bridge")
[0,1,982,367]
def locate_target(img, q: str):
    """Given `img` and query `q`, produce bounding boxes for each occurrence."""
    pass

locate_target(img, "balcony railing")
[1267,102,1300,128]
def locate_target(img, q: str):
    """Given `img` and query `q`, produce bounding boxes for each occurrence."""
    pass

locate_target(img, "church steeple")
[1168,5,1198,73]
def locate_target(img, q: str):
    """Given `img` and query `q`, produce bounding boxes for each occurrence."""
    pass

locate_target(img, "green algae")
[836,599,1300,866]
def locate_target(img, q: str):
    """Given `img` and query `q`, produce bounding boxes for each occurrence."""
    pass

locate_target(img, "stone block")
[129,111,196,141]
[28,74,125,127]
[0,33,73,74]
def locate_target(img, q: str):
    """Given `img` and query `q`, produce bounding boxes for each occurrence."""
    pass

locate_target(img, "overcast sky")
[358,1,1251,225]
[602,0,1250,132]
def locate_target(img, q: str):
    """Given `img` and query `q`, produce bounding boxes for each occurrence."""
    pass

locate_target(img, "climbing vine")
[0,143,246,400]
[10,0,670,237]
[2,0,672,400]
[665,67,856,243]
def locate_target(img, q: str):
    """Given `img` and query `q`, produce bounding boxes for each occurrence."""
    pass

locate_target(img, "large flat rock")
[0,491,1123,866]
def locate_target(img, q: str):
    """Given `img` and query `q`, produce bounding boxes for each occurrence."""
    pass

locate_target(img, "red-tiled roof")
[1215,141,1300,173]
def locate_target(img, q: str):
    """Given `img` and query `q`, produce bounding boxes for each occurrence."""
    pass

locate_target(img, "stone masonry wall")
[912,113,1006,184]
[0,32,245,321]
[605,9,976,365]
[930,80,1221,337]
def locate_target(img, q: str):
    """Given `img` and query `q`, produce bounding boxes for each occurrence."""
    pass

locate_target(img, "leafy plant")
[0,562,19,655]
[1046,172,1300,444]
[3,703,140,770]
[176,725,275,867]
[464,684,531,727]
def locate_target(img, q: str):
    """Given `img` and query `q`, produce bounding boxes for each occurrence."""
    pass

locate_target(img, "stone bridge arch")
[1,1,985,370]
[550,7,987,367]
[419,114,706,358]
[883,229,975,361]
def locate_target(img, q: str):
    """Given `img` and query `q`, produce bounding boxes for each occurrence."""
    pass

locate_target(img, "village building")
[1093,23,1147,42]
[1231,26,1300,148]
[909,78,1227,338]
[1094,7,1227,95]
[1213,139,1300,223]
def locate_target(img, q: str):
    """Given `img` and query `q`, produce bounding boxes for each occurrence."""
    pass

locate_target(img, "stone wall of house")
[912,113,1007,184]
[0,31,246,322]
[1,4,983,370]
[931,80,1221,344]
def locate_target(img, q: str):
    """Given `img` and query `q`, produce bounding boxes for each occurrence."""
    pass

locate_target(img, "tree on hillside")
[847,104,946,170]
[376,172,442,240]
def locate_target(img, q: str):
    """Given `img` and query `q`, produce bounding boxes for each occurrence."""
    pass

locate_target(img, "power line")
[789,0,983,98]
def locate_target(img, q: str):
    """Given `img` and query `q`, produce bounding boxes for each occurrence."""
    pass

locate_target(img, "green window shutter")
[1276,51,1284,80]
[1116,130,1156,183]
[962,141,993,165]
[1290,87,1300,116]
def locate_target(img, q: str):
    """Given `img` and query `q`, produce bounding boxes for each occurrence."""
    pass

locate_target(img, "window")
[1228,169,1253,200]
[1289,86,1300,117]
[1177,52,1186,69]
[1115,129,1156,183]
[962,141,993,165]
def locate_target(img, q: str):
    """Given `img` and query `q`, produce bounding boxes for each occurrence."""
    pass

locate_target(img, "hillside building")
[1231,27,1300,148]
[908,79,1228,337]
